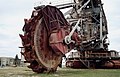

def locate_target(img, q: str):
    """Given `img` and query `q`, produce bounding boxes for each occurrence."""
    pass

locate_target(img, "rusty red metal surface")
[103,60,120,69]
[20,5,70,73]
[49,28,68,54]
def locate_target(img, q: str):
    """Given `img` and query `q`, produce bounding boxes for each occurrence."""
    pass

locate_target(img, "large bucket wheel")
[20,5,69,73]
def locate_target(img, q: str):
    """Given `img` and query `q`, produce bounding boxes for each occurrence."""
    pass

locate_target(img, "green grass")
[0,67,120,77]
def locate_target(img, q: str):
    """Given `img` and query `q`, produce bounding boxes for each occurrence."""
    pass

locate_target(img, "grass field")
[0,67,120,77]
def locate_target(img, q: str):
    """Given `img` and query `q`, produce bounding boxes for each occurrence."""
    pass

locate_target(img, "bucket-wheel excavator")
[19,0,120,73]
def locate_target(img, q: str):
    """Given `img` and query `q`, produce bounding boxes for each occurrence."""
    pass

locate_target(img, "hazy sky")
[0,0,120,58]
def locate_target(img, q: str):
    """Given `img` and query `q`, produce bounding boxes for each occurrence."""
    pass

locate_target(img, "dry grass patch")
[0,67,120,77]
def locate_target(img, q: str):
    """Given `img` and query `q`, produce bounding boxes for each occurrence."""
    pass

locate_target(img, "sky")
[0,0,120,58]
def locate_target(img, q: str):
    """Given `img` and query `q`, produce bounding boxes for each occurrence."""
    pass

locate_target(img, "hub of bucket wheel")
[19,5,69,73]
